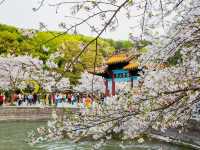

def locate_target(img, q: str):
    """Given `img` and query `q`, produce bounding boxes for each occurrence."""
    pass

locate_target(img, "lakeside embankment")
[0,107,79,121]
[0,107,200,149]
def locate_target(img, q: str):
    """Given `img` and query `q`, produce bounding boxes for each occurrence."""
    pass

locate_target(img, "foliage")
[0,24,116,85]
[0,30,21,55]
[106,39,133,49]
[0,24,151,85]
[106,39,151,54]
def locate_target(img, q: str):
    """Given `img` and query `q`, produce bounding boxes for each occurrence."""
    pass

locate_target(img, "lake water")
[0,121,192,150]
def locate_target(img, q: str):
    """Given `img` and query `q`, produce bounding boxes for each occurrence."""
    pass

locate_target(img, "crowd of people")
[0,92,40,106]
[44,93,95,108]
[0,92,103,108]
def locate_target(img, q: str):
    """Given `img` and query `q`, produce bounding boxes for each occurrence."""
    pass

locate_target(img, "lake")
[0,121,192,150]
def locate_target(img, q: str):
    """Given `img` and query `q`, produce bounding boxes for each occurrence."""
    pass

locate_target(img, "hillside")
[0,23,134,85]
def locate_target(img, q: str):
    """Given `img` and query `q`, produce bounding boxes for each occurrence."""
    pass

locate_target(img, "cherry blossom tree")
[74,71,105,93]
[0,56,43,90]
[30,0,200,148]
[0,56,71,94]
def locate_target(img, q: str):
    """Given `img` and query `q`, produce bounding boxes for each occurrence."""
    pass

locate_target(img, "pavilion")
[90,50,141,96]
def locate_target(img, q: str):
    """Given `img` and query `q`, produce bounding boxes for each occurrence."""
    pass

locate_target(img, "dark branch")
[0,0,6,5]
[33,0,45,11]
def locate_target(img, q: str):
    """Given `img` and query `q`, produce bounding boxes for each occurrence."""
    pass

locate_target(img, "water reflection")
[0,121,191,150]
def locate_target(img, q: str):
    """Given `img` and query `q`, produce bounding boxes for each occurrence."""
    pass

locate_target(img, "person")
[52,94,55,105]
[33,93,37,104]
[44,94,48,105]
[0,93,4,106]
[77,93,80,103]
[23,94,28,105]
[17,93,23,106]
[85,95,92,109]
[62,94,67,103]
[55,94,59,106]
[72,94,78,105]
[16,94,19,106]
[67,94,72,104]
[71,95,75,105]
[82,96,86,104]
[58,93,62,104]
[48,94,52,106]
[37,94,40,104]
[27,94,33,106]
[12,93,17,103]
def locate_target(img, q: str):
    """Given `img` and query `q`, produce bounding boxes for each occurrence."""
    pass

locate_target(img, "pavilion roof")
[105,54,128,65]
[88,49,141,74]
[123,62,139,70]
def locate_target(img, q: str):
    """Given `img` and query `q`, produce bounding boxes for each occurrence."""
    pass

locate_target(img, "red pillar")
[129,71,133,88]
[111,73,115,96]
[104,79,109,96]
[131,77,133,88]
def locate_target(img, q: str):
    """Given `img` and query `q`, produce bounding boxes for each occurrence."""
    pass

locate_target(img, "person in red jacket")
[0,93,4,106]
[67,94,72,104]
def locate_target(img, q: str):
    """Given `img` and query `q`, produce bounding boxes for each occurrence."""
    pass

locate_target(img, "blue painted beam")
[106,76,140,82]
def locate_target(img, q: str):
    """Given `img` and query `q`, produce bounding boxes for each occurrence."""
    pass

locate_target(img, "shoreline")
[150,133,200,150]
[0,107,200,149]
[150,119,200,150]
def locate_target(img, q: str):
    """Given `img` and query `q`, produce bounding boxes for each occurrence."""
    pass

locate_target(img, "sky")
[0,0,142,40]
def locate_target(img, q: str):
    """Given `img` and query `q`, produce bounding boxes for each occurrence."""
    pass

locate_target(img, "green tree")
[0,24,116,84]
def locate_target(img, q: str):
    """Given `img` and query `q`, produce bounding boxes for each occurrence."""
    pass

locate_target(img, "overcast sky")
[0,0,143,40]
